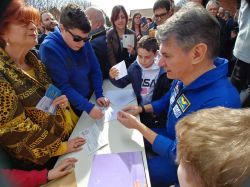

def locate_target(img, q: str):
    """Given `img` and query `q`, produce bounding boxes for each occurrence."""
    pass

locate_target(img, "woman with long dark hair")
[131,12,143,41]
[106,5,137,67]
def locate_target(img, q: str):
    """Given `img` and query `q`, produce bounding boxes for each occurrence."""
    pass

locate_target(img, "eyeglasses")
[67,29,90,42]
[155,12,168,19]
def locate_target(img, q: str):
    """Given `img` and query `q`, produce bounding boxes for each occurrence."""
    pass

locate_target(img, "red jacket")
[1,169,48,187]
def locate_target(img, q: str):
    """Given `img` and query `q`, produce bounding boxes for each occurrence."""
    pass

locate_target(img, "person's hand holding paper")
[110,60,128,80]
[89,106,104,120]
[109,66,119,79]
[52,95,69,109]
[36,84,66,114]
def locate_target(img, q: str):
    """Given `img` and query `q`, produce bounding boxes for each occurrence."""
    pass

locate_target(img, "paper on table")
[96,106,118,125]
[122,34,134,48]
[36,84,61,114]
[113,60,127,80]
[79,123,108,155]
[87,151,146,187]
[105,88,136,107]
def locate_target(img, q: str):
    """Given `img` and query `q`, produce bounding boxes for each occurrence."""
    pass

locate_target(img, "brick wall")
[219,0,238,16]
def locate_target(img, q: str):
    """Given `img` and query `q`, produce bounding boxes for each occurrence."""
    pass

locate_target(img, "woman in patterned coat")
[0,0,85,169]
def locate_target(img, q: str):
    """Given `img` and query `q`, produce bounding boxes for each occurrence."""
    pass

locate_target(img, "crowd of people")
[0,0,250,186]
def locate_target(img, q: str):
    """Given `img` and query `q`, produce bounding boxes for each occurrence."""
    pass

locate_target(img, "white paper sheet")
[105,89,136,107]
[96,106,118,125]
[113,60,128,80]
[79,124,108,155]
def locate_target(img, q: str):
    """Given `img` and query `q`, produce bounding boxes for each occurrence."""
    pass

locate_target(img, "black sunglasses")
[67,29,90,42]
[155,12,168,19]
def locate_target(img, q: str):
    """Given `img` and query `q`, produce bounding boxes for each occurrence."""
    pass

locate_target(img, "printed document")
[79,123,108,155]
[36,84,61,114]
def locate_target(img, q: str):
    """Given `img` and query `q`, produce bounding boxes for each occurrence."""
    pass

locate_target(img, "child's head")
[176,107,250,187]
[137,36,159,68]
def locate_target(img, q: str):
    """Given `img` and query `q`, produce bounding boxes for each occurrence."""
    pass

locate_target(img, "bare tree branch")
[24,0,91,11]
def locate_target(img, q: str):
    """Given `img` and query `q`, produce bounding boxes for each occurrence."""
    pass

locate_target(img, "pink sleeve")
[1,169,48,187]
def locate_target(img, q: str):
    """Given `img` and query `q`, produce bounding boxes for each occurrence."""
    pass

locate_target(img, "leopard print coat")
[0,48,75,166]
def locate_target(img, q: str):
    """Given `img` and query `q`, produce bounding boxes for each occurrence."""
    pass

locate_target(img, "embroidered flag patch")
[177,94,191,112]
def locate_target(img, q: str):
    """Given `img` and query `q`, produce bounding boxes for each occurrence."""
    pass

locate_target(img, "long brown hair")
[131,12,141,32]
[110,5,128,29]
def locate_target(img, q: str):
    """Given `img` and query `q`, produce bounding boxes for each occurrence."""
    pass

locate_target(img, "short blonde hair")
[176,107,250,187]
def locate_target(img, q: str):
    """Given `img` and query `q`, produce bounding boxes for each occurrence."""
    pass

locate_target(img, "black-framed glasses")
[67,29,90,42]
[155,12,168,19]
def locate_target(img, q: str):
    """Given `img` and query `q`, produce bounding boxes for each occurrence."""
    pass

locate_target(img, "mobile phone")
[148,22,156,30]
[140,17,147,27]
